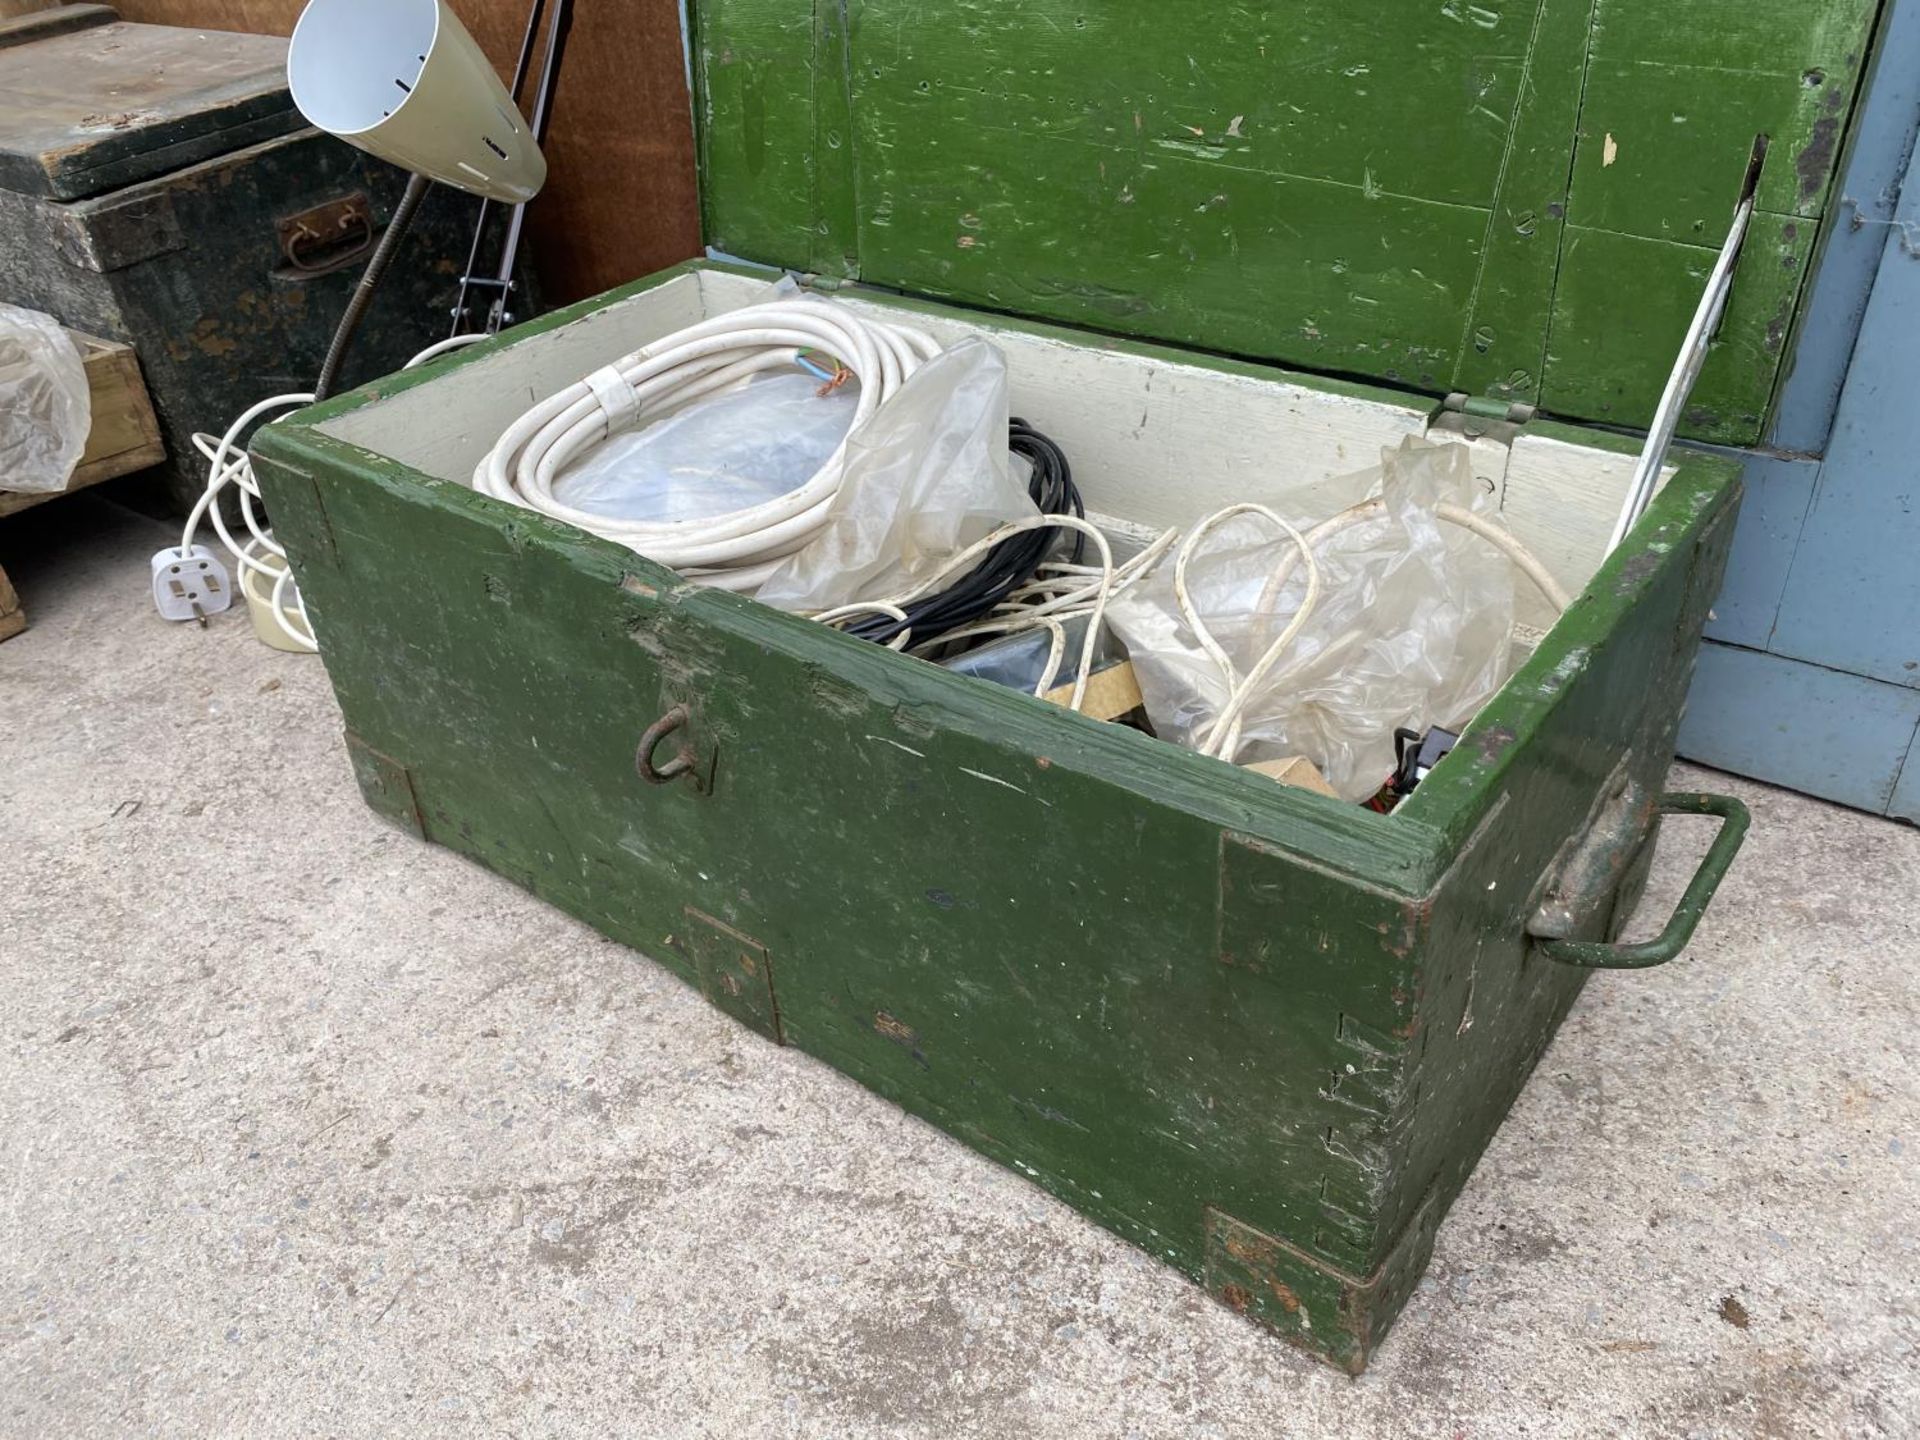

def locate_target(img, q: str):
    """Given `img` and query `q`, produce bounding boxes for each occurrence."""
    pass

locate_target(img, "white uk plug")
[150,546,235,622]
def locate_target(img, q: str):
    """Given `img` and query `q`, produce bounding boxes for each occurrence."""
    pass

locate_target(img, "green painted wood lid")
[689,0,1883,447]
[0,20,300,203]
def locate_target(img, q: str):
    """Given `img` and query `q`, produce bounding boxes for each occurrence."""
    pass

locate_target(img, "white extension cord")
[157,334,490,652]
[162,306,1572,745]
[473,300,943,593]
[1179,496,1574,763]
[467,298,1147,712]
[1175,505,1326,762]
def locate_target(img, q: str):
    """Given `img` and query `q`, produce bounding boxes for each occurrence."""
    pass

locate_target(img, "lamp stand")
[313,170,433,402]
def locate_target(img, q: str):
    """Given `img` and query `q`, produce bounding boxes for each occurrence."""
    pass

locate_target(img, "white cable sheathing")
[1182,498,1573,765]
[188,394,316,649]
[179,333,493,653]
[1248,498,1574,623]
[1173,506,1324,762]
[472,302,943,591]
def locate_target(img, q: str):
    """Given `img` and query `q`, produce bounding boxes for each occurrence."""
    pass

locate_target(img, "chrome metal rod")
[1606,135,1769,554]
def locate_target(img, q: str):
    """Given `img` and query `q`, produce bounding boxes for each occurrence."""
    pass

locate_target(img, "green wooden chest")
[0,8,490,512]
[246,0,1871,1371]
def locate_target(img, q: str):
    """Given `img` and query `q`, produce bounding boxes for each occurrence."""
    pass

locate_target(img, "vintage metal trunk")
[0,8,493,511]
[243,0,1868,1371]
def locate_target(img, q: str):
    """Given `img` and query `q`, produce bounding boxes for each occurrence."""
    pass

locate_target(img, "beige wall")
[109,0,702,304]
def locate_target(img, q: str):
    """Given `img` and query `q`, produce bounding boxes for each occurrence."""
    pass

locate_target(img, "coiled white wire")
[1176,497,1573,764]
[1174,506,1325,762]
[467,301,1156,710]
[190,312,1574,743]
[472,301,942,593]
[181,334,491,652]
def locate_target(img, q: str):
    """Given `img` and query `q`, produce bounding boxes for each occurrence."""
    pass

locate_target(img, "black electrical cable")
[842,417,1085,649]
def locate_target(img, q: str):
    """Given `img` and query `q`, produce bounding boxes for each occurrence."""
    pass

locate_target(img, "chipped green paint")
[689,0,1878,445]
[250,262,1744,1369]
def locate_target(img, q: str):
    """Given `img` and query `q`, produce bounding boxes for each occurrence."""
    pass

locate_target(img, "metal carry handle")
[284,214,374,274]
[278,194,377,278]
[1535,792,1750,970]
[636,704,700,788]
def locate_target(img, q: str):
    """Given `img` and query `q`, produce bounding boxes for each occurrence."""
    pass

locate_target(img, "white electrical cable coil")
[178,333,492,652]
[1248,498,1574,622]
[1175,505,1324,761]
[1177,495,1572,765]
[472,302,943,592]
[185,394,315,649]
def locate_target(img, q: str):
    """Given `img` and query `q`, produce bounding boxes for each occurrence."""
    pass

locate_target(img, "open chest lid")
[0,9,300,204]
[687,0,1883,449]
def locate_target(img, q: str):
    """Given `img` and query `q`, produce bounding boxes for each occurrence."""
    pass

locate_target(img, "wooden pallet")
[0,326,165,640]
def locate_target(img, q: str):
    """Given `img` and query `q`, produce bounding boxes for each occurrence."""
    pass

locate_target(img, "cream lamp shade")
[287,0,547,204]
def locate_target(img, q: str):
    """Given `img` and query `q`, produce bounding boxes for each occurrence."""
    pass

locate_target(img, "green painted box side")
[1382,453,1740,1268]
[689,0,1877,446]
[1185,452,1742,1368]
[250,266,1741,1370]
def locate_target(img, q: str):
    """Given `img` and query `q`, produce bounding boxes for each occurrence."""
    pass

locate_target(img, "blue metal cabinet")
[1770,232,1920,688]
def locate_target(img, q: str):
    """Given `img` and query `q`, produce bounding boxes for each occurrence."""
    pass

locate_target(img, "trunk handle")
[1533,792,1750,970]
[636,703,712,794]
[636,704,695,783]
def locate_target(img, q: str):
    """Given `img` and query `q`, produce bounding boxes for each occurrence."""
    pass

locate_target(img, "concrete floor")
[2,496,1915,1440]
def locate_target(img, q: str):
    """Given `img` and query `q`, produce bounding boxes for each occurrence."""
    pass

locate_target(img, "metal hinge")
[1428,392,1536,446]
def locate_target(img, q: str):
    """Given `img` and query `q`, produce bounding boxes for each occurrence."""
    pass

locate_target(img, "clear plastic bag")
[551,371,859,523]
[756,337,1038,612]
[0,303,89,495]
[1105,437,1518,801]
